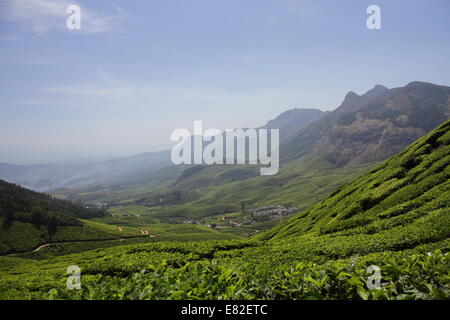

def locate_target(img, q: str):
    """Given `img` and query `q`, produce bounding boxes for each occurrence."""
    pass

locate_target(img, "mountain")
[1,121,449,300]
[2,93,449,301]
[283,82,450,166]
[0,108,323,193]
[260,108,325,141]
[170,108,325,185]
[0,106,326,195]
[362,84,389,98]
[45,81,450,237]
[258,119,450,240]
[7,81,447,194]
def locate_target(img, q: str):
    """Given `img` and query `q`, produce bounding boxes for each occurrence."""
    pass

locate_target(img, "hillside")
[0,179,139,254]
[6,82,448,205]
[259,119,450,240]
[0,179,240,255]
[58,82,450,237]
[283,82,450,165]
[0,122,449,300]
[0,179,107,223]
[0,108,323,194]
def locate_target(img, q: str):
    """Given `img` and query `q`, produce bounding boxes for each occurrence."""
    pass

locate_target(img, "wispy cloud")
[0,0,126,34]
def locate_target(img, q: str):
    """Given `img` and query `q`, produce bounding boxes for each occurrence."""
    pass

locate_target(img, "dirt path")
[4,235,150,256]
[33,244,51,252]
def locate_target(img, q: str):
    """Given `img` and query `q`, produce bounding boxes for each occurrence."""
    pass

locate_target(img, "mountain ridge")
[283,81,450,166]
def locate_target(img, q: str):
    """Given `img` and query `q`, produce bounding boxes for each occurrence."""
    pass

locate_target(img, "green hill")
[0,180,143,254]
[0,181,160,254]
[258,119,450,241]
[1,121,449,300]
[0,180,239,255]
[0,179,108,223]
[50,82,450,238]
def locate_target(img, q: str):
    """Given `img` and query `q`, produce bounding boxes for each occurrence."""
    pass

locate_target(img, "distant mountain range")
[1,81,449,196]
[0,150,171,192]
[283,81,450,165]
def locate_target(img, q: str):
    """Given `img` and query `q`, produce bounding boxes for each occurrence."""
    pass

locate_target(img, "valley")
[2,0,449,304]
[0,82,449,300]
[45,81,450,236]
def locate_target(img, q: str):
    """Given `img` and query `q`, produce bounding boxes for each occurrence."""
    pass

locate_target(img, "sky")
[0,0,449,164]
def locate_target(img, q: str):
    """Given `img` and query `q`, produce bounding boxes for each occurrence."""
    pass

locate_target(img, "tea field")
[0,120,449,300]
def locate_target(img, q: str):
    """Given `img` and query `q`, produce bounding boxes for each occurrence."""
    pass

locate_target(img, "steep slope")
[52,107,327,203]
[60,82,450,237]
[1,122,449,300]
[284,82,450,166]
[258,119,450,241]
[0,108,324,195]
[169,108,325,187]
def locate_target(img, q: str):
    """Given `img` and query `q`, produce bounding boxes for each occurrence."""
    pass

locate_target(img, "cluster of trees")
[0,179,108,232]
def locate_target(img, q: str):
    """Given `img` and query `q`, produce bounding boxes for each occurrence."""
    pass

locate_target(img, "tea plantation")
[0,120,449,300]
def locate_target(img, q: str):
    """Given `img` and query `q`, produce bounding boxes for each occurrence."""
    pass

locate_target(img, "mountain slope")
[260,108,324,141]
[258,119,450,241]
[0,108,324,194]
[58,82,450,237]
[49,107,328,203]
[283,82,450,165]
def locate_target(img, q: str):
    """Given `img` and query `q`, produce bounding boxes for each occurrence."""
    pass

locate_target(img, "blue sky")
[0,0,449,164]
